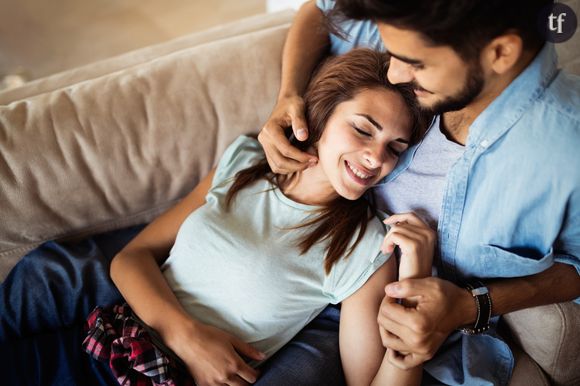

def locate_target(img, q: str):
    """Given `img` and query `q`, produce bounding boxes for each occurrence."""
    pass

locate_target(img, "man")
[259,0,580,384]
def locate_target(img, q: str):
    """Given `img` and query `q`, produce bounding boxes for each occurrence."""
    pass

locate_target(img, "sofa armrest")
[0,20,290,280]
[503,302,580,386]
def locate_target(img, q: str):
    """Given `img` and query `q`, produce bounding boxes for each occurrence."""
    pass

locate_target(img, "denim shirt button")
[480,139,490,148]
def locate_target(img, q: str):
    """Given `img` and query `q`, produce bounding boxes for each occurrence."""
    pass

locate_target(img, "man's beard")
[414,61,485,115]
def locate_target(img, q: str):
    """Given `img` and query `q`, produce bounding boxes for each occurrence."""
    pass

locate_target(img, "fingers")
[230,338,264,384]
[263,149,310,174]
[233,365,259,385]
[384,278,431,299]
[381,226,423,255]
[383,213,428,227]
[232,338,265,362]
[226,376,252,386]
[289,111,309,142]
[258,122,316,174]
[378,324,409,352]
[377,296,419,350]
[387,349,426,370]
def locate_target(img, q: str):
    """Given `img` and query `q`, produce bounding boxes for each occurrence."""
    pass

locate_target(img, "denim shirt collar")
[466,43,559,149]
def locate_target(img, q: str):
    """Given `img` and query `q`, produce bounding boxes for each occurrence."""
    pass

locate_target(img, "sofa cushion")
[0,23,289,280]
[504,302,580,386]
[509,343,550,386]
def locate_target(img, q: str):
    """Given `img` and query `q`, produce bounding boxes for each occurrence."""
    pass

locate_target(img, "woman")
[103,48,433,386]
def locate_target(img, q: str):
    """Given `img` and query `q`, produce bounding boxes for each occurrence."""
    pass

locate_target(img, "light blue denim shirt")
[386,43,580,284]
[316,0,385,54]
[387,43,580,283]
[316,2,580,384]
[385,43,580,385]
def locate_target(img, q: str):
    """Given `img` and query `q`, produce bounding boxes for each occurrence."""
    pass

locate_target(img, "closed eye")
[389,146,402,157]
[354,126,371,137]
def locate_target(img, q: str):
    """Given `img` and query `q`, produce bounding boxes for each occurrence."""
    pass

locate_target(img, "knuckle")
[257,130,266,142]
[216,375,228,384]
[260,124,271,136]
[230,362,241,373]
[411,319,428,334]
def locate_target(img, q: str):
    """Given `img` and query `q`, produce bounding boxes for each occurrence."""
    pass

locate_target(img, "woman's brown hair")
[226,48,430,274]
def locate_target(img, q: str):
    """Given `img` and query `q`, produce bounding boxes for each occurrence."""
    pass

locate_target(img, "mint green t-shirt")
[161,136,390,364]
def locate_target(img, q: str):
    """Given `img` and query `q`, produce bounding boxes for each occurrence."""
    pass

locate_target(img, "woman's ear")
[482,32,523,75]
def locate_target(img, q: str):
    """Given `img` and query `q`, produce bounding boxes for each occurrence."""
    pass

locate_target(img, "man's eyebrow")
[387,50,424,66]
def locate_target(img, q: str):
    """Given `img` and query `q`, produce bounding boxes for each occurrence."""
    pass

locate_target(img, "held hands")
[377,213,475,370]
[377,278,470,369]
[166,319,265,386]
[258,95,317,174]
[378,213,462,369]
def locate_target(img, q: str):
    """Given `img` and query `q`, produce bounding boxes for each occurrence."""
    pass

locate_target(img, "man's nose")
[387,56,414,84]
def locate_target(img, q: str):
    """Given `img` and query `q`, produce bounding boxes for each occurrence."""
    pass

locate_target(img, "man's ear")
[482,32,523,75]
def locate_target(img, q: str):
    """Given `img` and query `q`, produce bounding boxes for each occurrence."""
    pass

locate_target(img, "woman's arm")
[110,168,216,337]
[110,168,264,385]
[341,213,435,386]
[258,0,329,173]
[340,258,396,386]
[341,259,425,386]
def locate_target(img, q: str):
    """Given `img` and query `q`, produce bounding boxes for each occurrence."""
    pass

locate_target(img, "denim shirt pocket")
[481,245,554,277]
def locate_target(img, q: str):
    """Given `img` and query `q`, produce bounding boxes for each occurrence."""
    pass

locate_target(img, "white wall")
[267,0,308,12]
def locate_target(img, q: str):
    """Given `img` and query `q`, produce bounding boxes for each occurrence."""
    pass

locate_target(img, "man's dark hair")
[332,0,553,60]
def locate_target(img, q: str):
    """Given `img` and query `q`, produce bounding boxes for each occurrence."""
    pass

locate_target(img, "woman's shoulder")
[323,213,390,303]
[213,135,264,187]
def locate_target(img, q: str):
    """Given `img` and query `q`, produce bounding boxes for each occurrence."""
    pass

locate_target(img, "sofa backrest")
[0,13,293,280]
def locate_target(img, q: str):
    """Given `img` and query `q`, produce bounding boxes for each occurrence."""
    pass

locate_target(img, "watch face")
[472,287,489,296]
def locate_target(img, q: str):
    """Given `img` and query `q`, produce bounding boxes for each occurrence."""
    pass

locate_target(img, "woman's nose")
[387,56,414,84]
[364,145,385,169]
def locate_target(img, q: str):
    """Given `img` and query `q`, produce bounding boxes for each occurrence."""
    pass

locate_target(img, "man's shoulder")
[540,70,580,123]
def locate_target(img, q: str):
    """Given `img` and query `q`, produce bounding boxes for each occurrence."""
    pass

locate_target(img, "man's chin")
[419,97,471,115]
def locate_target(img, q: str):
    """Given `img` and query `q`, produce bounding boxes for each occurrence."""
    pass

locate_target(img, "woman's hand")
[166,319,265,386]
[381,213,435,280]
[258,95,317,174]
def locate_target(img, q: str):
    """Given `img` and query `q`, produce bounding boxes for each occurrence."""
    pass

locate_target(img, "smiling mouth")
[345,160,376,185]
[414,88,430,96]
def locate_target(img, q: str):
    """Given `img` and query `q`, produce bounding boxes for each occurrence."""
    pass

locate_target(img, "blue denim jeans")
[0,226,344,386]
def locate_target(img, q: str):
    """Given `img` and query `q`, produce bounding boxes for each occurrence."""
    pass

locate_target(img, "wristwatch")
[458,281,492,335]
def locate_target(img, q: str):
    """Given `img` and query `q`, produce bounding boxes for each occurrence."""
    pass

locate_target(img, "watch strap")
[459,280,492,335]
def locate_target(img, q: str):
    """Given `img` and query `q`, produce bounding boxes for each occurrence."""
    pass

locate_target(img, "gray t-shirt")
[161,136,390,365]
[373,116,465,229]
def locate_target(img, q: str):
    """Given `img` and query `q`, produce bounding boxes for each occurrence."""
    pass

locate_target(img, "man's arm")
[377,262,580,369]
[258,0,329,173]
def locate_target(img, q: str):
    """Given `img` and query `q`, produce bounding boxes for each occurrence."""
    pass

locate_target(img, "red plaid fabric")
[83,304,194,386]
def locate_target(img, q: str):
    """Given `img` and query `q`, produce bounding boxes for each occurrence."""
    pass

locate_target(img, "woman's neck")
[278,164,338,206]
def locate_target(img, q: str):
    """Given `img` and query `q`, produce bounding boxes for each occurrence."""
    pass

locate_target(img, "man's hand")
[377,277,475,369]
[167,320,265,386]
[258,95,317,174]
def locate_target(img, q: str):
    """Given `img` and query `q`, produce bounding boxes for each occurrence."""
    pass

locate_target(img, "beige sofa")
[1,9,579,386]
